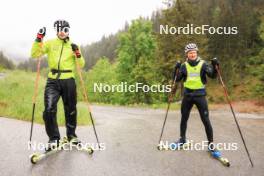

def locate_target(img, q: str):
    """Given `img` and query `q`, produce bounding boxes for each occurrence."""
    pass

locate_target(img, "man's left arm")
[204,59,218,79]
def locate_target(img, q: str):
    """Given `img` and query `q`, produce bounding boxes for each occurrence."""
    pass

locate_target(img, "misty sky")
[0,0,165,62]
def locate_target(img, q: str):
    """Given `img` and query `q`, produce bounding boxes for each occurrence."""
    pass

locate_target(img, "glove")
[35,27,46,42]
[211,58,219,68]
[175,61,181,70]
[71,43,81,58]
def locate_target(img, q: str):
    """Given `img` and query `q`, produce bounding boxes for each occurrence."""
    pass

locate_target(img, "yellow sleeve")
[31,41,49,58]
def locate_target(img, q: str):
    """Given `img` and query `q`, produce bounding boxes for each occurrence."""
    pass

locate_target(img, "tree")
[156,0,208,86]
[208,0,262,80]
[81,33,119,70]
[83,57,118,103]
[0,51,15,70]
[116,18,157,104]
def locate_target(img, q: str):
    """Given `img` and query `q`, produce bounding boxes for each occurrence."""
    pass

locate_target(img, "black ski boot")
[171,138,187,150]
[45,139,60,151]
[68,135,81,145]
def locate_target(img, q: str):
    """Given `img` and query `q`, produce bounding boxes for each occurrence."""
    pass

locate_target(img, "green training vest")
[184,60,205,90]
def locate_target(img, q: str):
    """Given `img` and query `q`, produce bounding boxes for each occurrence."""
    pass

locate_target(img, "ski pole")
[158,67,179,145]
[215,64,254,167]
[75,60,101,149]
[29,57,41,147]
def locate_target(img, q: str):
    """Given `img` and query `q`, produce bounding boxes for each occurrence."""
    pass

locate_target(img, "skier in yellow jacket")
[31,20,85,150]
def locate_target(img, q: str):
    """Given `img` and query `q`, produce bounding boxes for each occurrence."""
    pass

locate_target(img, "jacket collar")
[187,57,201,66]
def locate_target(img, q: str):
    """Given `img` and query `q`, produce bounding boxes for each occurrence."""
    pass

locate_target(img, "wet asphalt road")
[0,105,263,176]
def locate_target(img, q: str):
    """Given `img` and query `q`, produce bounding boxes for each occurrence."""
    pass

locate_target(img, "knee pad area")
[43,110,57,119]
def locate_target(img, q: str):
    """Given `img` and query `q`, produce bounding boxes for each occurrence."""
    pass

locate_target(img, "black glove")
[71,43,81,58]
[35,27,46,42]
[211,57,219,68]
[175,61,181,70]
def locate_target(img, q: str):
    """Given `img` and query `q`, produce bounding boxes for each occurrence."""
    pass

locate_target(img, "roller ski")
[208,145,230,167]
[66,136,94,155]
[30,137,93,164]
[30,137,69,164]
[157,138,191,151]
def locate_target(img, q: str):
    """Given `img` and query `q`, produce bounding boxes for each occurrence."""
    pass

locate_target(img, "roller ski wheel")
[157,145,162,151]
[29,139,68,164]
[209,150,230,167]
[30,153,40,164]
[74,146,94,155]
[85,147,94,155]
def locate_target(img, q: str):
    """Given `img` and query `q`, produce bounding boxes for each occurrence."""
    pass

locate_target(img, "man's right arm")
[174,63,186,82]
[170,62,185,99]
[31,27,48,58]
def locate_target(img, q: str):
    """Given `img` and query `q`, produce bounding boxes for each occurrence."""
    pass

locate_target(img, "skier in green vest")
[31,20,85,150]
[172,43,219,152]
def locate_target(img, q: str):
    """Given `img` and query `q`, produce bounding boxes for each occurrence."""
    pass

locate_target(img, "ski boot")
[170,138,190,150]
[45,139,60,151]
[208,144,230,167]
[67,135,94,155]
[68,135,81,145]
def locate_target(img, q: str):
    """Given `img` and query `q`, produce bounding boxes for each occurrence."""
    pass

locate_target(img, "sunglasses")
[54,26,69,34]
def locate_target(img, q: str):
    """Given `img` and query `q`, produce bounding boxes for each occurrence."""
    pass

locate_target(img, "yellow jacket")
[31,38,85,79]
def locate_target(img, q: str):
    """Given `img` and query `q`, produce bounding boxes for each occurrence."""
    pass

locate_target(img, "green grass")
[0,70,92,126]
[0,70,180,126]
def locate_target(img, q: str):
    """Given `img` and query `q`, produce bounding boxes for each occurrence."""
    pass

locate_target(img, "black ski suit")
[174,58,217,143]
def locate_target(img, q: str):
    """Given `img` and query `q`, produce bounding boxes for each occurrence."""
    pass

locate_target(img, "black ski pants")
[180,95,213,143]
[43,78,77,141]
